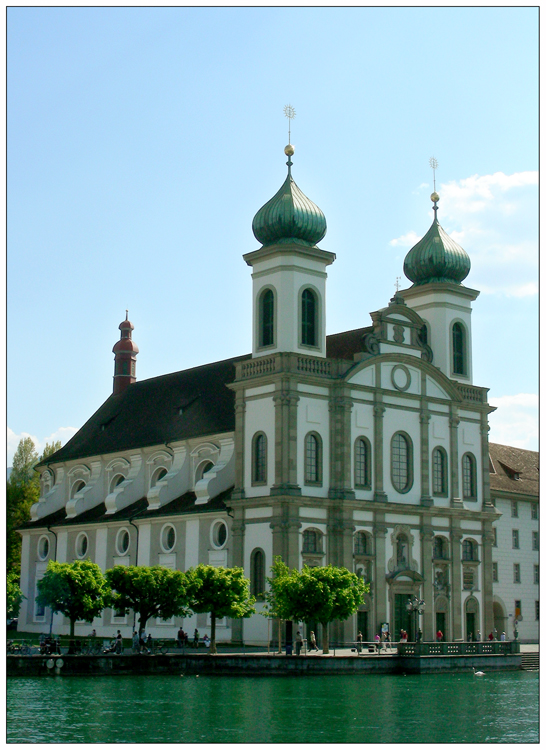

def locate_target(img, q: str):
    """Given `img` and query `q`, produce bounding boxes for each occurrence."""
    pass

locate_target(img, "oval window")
[161,524,176,553]
[38,535,50,561]
[211,520,228,549]
[76,532,88,559]
[116,528,130,556]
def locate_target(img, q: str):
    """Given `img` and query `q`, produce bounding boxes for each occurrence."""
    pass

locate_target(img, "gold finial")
[429,157,440,209]
[284,104,296,145]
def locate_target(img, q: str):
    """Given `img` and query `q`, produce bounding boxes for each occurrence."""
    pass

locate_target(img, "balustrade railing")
[455,383,489,403]
[397,640,519,656]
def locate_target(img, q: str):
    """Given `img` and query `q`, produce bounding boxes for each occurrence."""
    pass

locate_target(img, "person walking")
[436,629,443,642]
[177,627,185,649]
[356,631,363,654]
[295,631,303,656]
[115,630,123,654]
[309,631,319,652]
[132,631,140,653]
[193,629,200,648]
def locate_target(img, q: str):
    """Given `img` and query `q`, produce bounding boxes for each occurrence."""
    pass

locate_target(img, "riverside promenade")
[8,641,530,678]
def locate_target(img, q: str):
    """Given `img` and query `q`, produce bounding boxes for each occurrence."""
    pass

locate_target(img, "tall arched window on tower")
[301,288,317,347]
[432,447,448,496]
[259,288,275,347]
[250,548,265,599]
[391,432,413,493]
[452,322,467,376]
[462,453,477,501]
[304,432,322,485]
[252,432,267,485]
[354,437,371,489]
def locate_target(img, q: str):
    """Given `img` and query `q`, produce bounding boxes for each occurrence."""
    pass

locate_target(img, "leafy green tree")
[7,439,63,574]
[7,572,25,619]
[36,560,110,638]
[106,565,191,633]
[186,565,255,654]
[262,556,297,653]
[275,564,368,654]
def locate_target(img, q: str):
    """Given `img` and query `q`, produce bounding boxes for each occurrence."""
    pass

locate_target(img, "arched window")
[396,534,409,567]
[252,432,267,484]
[462,538,478,562]
[432,447,447,496]
[354,531,370,555]
[151,467,168,487]
[354,437,371,489]
[452,322,466,376]
[250,548,266,599]
[391,433,412,493]
[301,288,317,347]
[304,433,322,485]
[462,453,477,500]
[302,528,322,553]
[259,289,275,347]
[433,536,447,560]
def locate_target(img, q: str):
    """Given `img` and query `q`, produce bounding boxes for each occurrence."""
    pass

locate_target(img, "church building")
[17,143,538,644]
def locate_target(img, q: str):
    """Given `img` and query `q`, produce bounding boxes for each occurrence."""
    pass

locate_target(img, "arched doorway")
[434,596,449,640]
[493,599,507,638]
[465,596,480,640]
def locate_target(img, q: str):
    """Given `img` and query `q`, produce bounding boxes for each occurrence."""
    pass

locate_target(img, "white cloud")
[488,393,538,451]
[392,171,538,298]
[389,230,420,248]
[7,426,78,467]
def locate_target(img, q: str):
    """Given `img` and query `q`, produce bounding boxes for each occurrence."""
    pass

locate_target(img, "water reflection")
[7,671,538,744]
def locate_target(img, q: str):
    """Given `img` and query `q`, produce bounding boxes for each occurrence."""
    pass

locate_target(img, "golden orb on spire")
[284,144,295,156]
[431,191,440,203]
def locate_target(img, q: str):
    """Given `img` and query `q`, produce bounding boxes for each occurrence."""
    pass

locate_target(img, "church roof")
[19,488,232,530]
[38,356,249,467]
[489,442,539,499]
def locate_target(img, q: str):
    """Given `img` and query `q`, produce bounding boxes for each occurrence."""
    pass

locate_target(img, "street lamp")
[406,596,426,641]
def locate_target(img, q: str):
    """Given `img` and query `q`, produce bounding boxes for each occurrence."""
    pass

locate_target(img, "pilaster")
[230,509,246,644]
[328,388,355,500]
[480,416,496,512]
[481,523,495,637]
[270,382,301,496]
[419,403,433,506]
[449,408,463,507]
[231,392,246,500]
[373,401,388,502]
[420,524,434,639]
[451,524,463,639]
[373,517,388,632]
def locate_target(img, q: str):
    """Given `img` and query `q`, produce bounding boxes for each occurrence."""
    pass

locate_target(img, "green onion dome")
[252,145,327,247]
[403,193,471,285]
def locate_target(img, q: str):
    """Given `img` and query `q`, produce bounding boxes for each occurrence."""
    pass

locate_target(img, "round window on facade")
[38,535,50,561]
[211,520,228,549]
[75,532,89,559]
[116,528,130,556]
[161,524,176,553]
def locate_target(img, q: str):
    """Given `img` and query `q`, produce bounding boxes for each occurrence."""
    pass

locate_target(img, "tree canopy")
[186,565,255,653]
[7,438,62,574]
[106,565,191,632]
[36,560,110,637]
[7,572,25,620]
[272,563,368,653]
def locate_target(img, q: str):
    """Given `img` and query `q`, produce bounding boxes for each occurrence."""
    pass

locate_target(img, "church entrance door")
[394,594,412,640]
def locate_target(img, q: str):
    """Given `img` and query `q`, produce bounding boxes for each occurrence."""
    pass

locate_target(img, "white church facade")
[18,144,538,644]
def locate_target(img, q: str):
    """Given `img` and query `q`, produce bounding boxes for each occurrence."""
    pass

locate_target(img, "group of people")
[131,629,153,654]
[176,628,210,649]
[104,630,124,654]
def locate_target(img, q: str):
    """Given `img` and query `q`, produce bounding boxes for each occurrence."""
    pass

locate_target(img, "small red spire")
[112,312,139,395]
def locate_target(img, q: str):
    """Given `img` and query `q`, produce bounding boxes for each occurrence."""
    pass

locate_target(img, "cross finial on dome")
[284,105,296,175]
[429,157,440,219]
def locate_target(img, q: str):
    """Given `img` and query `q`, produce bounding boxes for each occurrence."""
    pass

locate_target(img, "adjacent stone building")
[17,145,538,643]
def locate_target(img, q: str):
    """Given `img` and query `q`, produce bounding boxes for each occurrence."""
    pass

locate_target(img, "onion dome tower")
[244,129,335,359]
[400,187,479,384]
[252,144,327,248]
[403,192,471,285]
[112,311,139,395]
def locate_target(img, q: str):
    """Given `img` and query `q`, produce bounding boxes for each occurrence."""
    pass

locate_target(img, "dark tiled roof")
[489,442,539,499]
[37,355,249,467]
[20,489,232,530]
[326,327,370,360]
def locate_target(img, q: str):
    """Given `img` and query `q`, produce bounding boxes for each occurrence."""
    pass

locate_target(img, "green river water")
[7,671,538,743]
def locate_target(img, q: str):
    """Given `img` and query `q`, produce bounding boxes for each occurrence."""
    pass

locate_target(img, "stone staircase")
[520,652,539,671]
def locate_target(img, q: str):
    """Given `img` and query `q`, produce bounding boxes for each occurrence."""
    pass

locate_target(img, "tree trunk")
[70,618,75,639]
[321,622,329,654]
[277,618,283,654]
[210,614,217,654]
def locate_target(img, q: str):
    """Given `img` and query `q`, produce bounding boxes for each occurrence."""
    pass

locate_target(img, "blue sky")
[7,6,538,464]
